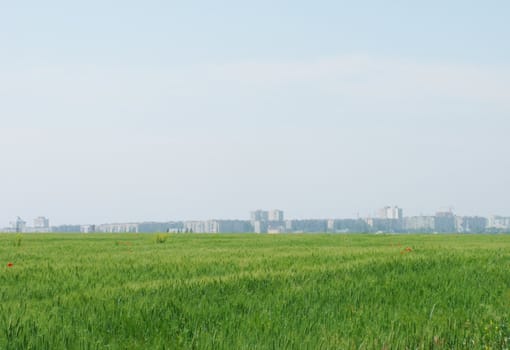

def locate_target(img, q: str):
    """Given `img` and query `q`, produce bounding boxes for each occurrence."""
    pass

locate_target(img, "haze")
[1,1,509,226]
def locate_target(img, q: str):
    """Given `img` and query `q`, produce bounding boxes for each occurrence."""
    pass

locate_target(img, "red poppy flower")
[7,262,13,267]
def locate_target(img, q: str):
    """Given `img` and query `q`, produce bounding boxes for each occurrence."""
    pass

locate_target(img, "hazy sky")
[1,1,509,226]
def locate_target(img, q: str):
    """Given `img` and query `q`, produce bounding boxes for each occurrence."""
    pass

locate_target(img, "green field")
[1,233,509,349]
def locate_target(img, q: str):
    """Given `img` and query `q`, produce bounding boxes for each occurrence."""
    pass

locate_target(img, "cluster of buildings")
[251,209,285,233]
[3,207,510,234]
[364,207,489,233]
[2,216,52,233]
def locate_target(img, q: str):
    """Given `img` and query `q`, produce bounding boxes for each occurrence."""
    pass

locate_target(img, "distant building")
[214,220,252,233]
[5,216,52,233]
[52,225,81,233]
[80,225,96,233]
[34,216,50,229]
[403,216,435,232]
[455,216,487,233]
[366,218,403,232]
[369,206,404,232]
[285,219,328,233]
[378,206,403,220]
[253,220,268,234]
[268,210,284,222]
[29,216,52,232]
[138,222,183,233]
[434,211,456,233]
[11,217,26,233]
[183,220,213,233]
[97,223,139,233]
[487,216,510,231]
[182,220,251,233]
[250,209,285,233]
[250,210,269,222]
[327,219,369,233]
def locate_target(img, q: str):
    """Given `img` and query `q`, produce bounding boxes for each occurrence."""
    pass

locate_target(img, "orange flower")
[7,262,13,267]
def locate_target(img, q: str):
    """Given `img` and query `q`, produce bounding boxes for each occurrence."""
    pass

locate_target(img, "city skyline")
[3,206,510,234]
[1,199,509,229]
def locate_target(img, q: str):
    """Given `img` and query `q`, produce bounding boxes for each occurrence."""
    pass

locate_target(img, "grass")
[0,233,509,349]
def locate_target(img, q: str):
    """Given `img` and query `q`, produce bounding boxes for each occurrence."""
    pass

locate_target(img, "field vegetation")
[1,233,509,349]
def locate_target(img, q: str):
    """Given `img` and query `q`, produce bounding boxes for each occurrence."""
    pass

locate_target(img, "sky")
[1,1,509,226]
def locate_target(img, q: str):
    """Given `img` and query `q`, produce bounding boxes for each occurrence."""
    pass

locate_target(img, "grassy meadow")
[0,233,509,349]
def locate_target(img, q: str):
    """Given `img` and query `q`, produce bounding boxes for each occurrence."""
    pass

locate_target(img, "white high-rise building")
[34,216,50,228]
[378,206,403,220]
[268,209,284,222]
[250,210,269,222]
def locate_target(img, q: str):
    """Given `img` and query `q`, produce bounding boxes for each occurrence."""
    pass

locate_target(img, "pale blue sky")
[1,1,509,225]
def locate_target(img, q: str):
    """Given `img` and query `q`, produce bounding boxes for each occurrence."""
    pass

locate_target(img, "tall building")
[250,210,269,222]
[12,217,26,233]
[378,206,403,220]
[34,216,50,229]
[434,211,456,233]
[250,209,285,233]
[268,210,284,222]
